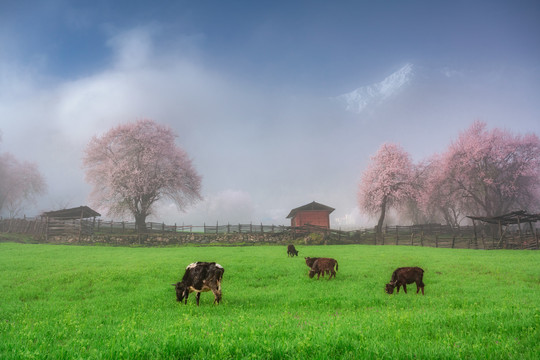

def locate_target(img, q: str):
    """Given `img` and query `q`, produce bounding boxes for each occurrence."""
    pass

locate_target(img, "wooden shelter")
[286,201,335,229]
[41,206,101,241]
[467,210,540,249]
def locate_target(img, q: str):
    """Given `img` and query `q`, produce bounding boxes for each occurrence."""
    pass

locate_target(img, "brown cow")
[308,258,338,279]
[287,244,299,257]
[305,257,331,276]
[172,262,224,305]
[385,267,425,295]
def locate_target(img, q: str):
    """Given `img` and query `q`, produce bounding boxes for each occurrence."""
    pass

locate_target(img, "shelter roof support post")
[529,221,539,250]
[517,216,523,248]
[496,221,509,249]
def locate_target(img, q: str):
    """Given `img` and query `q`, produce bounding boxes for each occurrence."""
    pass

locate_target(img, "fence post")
[435,235,439,248]
[395,226,399,245]
[451,236,456,248]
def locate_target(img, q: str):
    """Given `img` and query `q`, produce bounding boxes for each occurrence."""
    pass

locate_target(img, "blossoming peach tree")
[83,119,202,231]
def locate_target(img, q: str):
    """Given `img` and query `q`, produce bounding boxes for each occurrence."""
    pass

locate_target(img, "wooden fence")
[1,217,538,249]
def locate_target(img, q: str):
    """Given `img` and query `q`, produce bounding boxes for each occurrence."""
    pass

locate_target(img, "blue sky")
[1,0,539,226]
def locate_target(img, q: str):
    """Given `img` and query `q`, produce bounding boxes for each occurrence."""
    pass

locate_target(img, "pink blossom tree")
[83,119,202,231]
[418,154,466,229]
[435,121,540,217]
[358,143,418,234]
[0,153,47,218]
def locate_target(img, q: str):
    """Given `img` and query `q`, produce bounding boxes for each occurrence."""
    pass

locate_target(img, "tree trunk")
[376,196,387,235]
[135,214,147,233]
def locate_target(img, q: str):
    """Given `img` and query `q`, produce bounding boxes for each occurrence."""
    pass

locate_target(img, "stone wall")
[38,230,357,246]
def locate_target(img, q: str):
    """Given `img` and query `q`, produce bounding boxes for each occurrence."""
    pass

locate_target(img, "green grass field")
[0,242,538,359]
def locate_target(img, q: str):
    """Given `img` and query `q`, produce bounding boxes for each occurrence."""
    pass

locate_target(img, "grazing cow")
[287,244,299,257]
[172,262,224,305]
[305,257,330,277]
[309,258,338,279]
[385,267,425,295]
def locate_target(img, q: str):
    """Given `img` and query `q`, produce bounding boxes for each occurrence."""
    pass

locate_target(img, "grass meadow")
[0,242,538,359]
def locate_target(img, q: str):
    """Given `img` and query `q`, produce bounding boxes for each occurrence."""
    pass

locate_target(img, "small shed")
[41,206,101,240]
[42,206,101,220]
[286,201,335,229]
[467,210,540,249]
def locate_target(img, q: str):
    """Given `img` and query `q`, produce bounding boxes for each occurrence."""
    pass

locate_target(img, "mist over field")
[1,1,539,227]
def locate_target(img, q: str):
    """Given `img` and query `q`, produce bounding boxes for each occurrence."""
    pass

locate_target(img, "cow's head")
[385,283,395,294]
[172,282,189,303]
[308,269,316,278]
[305,257,316,267]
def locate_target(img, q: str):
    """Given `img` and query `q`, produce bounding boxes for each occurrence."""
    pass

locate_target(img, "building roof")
[286,201,335,219]
[467,210,540,225]
[42,206,101,220]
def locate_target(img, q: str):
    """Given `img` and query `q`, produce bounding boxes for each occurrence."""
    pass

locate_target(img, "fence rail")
[1,217,538,249]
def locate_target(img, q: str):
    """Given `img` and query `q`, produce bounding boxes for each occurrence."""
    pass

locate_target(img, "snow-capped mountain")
[335,63,415,114]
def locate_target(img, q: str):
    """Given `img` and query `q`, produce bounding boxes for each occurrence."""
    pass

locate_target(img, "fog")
[1,2,539,228]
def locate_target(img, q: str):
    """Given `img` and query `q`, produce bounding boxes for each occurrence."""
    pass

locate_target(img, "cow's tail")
[335,260,339,272]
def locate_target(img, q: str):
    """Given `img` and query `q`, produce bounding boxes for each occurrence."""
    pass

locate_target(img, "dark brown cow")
[385,267,425,295]
[305,257,331,277]
[172,262,224,305]
[287,244,299,257]
[309,258,338,279]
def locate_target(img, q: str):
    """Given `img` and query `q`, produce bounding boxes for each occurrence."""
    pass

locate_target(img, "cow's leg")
[213,289,222,304]
[403,284,407,293]
[184,291,189,304]
[196,292,201,306]
[396,285,401,293]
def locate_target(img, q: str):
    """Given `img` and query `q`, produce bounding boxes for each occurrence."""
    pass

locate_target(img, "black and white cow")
[172,262,224,305]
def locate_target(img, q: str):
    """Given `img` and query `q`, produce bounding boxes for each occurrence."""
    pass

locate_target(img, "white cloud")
[106,27,155,70]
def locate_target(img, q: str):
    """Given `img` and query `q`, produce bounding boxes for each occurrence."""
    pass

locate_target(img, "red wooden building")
[286,201,335,229]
